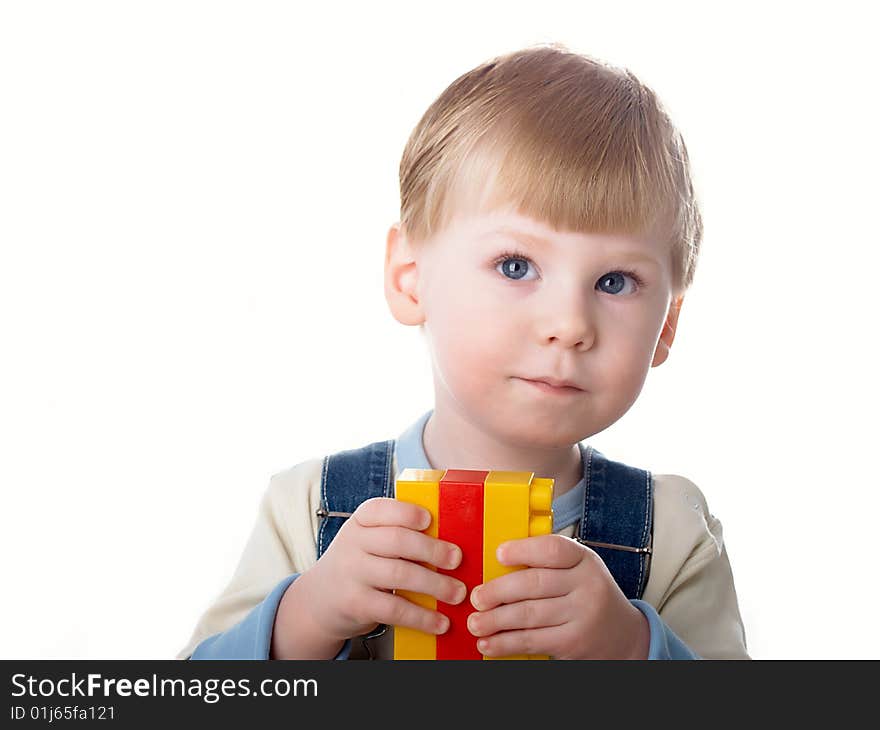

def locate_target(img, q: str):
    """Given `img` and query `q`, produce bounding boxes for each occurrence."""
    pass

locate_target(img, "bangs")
[434,124,680,247]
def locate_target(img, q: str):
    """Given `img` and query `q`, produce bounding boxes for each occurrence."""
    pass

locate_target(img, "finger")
[369,590,451,636]
[360,526,462,570]
[354,497,432,531]
[476,625,562,658]
[471,567,568,611]
[365,554,467,605]
[496,534,584,570]
[467,596,569,637]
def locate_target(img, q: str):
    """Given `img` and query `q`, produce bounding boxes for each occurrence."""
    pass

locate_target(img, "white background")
[1,1,877,660]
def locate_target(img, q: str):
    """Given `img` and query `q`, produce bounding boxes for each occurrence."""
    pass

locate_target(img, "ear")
[651,295,685,367]
[384,222,425,326]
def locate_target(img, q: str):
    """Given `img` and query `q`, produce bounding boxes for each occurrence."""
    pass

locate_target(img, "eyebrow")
[479,227,662,266]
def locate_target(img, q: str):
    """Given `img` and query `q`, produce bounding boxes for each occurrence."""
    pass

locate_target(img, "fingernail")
[470,587,482,610]
[454,583,466,604]
[467,614,480,634]
[448,546,461,567]
[436,615,449,634]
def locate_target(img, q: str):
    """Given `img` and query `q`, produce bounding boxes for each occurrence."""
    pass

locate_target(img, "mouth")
[516,377,585,395]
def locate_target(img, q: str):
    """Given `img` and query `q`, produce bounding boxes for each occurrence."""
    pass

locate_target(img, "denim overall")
[315,438,654,657]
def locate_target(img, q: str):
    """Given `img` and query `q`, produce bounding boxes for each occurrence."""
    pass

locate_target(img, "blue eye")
[492,248,645,294]
[597,270,644,295]
[495,254,534,281]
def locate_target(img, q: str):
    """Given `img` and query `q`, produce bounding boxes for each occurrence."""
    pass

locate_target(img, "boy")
[178,43,748,660]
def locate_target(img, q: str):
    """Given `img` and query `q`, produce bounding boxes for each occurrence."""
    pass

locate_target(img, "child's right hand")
[271,497,465,658]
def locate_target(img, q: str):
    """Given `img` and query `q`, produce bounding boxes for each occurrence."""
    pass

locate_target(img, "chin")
[496,412,586,450]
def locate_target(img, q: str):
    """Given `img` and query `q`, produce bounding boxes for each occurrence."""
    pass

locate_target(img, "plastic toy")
[393,467,553,660]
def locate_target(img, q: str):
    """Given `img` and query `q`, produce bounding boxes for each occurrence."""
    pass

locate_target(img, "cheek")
[438,331,505,386]
[599,326,657,399]
[427,295,509,386]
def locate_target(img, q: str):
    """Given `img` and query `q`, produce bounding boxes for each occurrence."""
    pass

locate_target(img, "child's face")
[385,202,683,448]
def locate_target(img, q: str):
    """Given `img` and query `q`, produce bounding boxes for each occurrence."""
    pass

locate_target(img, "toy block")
[393,467,553,660]
[483,472,553,659]
[437,469,488,660]
[526,476,553,660]
[393,468,444,660]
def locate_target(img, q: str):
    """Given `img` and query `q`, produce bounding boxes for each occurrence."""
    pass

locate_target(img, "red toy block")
[436,469,487,660]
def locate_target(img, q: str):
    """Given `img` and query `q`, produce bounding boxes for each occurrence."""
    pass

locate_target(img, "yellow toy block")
[393,468,553,660]
[483,471,553,660]
[527,477,553,659]
[393,468,444,660]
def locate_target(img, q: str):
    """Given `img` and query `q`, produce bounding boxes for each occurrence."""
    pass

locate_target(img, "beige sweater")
[177,452,749,660]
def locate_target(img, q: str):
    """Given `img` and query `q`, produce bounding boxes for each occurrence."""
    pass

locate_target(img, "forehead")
[447,206,668,265]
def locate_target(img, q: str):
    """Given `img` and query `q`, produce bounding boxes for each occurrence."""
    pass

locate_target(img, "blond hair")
[398,42,702,296]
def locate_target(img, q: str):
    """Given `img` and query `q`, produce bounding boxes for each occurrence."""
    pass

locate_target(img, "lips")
[517,376,585,393]
[524,376,583,390]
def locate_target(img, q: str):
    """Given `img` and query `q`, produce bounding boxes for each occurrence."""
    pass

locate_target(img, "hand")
[466,534,650,659]
[272,497,466,658]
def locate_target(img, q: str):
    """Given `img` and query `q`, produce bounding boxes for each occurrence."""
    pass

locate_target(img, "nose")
[536,287,595,350]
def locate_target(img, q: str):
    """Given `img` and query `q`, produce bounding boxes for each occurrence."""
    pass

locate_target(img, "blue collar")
[394,409,585,531]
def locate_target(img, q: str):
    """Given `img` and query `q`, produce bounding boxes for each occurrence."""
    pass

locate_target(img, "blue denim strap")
[316,439,396,654]
[316,439,395,558]
[577,442,654,600]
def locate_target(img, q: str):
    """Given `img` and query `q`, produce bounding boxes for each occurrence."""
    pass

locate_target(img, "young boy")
[177,43,748,660]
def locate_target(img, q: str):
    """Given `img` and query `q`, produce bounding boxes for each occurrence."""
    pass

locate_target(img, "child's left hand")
[466,534,650,659]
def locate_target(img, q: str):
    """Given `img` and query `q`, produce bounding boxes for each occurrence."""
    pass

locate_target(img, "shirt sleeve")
[645,477,750,659]
[176,465,330,660]
[189,573,352,660]
[629,599,700,659]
